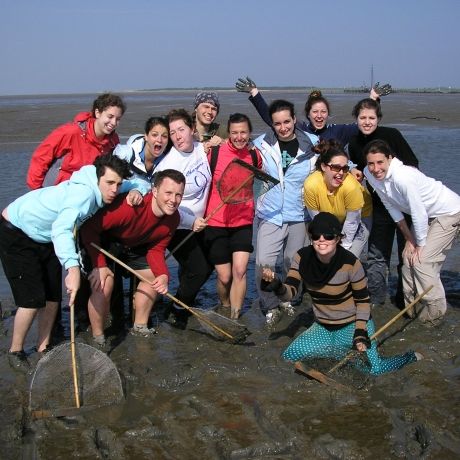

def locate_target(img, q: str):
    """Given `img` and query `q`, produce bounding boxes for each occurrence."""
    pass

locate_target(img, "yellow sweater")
[304,171,371,221]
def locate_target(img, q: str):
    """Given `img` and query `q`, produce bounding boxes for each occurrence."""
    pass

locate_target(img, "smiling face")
[152,177,184,217]
[366,152,392,181]
[169,119,195,153]
[311,233,340,262]
[97,167,124,204]
[320,154,349,191]
[93,106,123,139]
[271,110,296,141]
[228,121,251,150]
[195,102,218,127]
[144,124,169,159]
[357,107,379,135]
[309,101,329,130]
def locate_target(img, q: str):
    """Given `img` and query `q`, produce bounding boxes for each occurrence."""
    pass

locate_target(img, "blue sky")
[1,0,459,95]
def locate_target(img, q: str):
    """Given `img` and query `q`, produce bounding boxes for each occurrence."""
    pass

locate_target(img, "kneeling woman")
[262,212,420,375]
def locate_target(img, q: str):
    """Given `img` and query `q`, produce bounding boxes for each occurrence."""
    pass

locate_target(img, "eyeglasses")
[310,233,337,241]
[326,163,350,173]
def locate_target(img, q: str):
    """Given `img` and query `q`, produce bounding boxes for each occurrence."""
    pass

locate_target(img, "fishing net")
[295,346,371,390]
[166,158,278,260]
[190,307,252,344]
[90,243,252,345]
[216,158,279,205]
[29,342,124,412]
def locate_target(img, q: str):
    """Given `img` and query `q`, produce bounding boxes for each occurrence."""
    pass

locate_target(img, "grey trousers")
[402,211,460,323]
[255,219,306,311]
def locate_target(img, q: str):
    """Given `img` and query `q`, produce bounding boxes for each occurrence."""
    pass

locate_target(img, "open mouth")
[333,176,343,184]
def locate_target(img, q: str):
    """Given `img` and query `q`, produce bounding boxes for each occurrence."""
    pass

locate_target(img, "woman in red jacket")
[27,93,126,189]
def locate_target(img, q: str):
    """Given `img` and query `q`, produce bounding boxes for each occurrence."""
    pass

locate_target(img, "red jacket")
[27,111,119,189]
[205,140,262,227]
[80,193,179,278]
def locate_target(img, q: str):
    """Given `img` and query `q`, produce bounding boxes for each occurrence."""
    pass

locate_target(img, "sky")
[1,0,460,95]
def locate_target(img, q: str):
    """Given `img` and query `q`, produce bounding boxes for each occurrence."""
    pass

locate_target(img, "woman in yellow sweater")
[304,140,370,257]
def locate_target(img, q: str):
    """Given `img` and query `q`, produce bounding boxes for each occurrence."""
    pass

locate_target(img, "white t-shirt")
[155,141,211,229]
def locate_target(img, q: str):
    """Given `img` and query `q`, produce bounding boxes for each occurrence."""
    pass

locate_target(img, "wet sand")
[0,91,459,458]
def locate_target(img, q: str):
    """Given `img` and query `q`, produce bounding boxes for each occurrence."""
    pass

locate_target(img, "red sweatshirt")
[27,111,119,189]
[205,140,262,227]
[80,193,179,277]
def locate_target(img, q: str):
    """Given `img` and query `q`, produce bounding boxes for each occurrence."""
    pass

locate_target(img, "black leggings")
[168,230,213,306]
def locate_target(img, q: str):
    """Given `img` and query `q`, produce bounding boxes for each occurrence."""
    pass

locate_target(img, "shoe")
[170,308,191,330]
[91,334,108,350]
[129,325,158,337]
[8,350,31,372]
[279,301,296,317]
[415,352,424,361]
[265,308,281,328]
[32,344,53,358]
[370,302,385,309]
[230,306,241,320]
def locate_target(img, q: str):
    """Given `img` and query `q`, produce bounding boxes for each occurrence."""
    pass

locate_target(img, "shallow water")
[0,91,459,459]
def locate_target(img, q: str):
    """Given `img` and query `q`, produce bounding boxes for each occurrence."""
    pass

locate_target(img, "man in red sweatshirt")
[80,169,185,346]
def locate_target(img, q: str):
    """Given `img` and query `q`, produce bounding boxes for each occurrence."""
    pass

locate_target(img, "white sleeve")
[341,209,361,250]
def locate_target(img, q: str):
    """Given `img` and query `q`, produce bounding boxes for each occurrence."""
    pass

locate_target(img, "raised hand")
[235,76,257,93]
[373,82,392,97]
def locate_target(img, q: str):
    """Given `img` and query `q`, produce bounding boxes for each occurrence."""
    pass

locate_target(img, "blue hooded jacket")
[6,165,105,269]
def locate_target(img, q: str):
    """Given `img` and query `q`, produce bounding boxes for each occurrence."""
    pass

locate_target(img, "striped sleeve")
[350,259,370,322]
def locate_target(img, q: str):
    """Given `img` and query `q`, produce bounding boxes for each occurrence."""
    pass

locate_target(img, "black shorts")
[81,240,149,275]
[0,218,62,308]
[203,225,253,265]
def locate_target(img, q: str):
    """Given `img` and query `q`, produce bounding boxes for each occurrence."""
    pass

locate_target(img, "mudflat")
[0,91,459,458]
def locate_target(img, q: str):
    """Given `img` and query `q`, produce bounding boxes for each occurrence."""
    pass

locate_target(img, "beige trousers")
[402,211,460,323]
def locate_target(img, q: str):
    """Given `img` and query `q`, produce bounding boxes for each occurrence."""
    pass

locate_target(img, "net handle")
[90,243,234,340]
[70,302,80,408]
[327,285,433,374]
[166,172,253,259]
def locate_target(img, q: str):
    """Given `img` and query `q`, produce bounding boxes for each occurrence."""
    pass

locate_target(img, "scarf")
[298,244,355,287]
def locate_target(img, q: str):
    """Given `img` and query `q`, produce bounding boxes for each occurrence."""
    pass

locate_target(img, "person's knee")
[232,266,247,281]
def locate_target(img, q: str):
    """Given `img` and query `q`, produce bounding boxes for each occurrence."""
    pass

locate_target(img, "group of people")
[1,80,459,377]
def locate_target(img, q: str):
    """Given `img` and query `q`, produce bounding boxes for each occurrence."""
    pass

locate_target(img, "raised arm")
[235,76,273,127]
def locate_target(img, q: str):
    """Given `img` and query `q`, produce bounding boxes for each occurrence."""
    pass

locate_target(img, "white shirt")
[155,142,211,229]
[364,157,460,246]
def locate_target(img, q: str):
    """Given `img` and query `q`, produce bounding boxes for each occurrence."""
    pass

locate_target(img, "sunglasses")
[326,163,350,173]
[310,233,337,241]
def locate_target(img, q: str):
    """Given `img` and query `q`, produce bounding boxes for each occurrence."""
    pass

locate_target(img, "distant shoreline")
[1,86,460,98]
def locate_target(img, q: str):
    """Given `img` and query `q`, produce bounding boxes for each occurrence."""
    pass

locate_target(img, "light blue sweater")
[7,165,105,269]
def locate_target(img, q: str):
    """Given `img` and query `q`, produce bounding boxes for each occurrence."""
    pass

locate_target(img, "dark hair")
[144,116,169,134]
[152,169,186,188]
[304,90,330,118]
[167,108,194,130]
[227,113,252,133]
[268,99,295,118]
[363,139,394,159]
[308,211,343,237]
[313,139,349,170]
[92,93,126,116]
[352,98,382,119]
[94,153,132,180]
